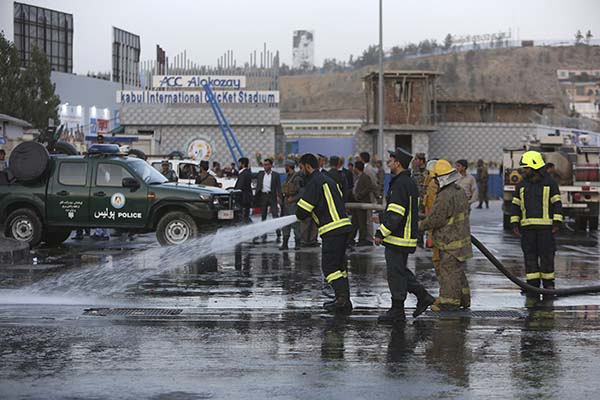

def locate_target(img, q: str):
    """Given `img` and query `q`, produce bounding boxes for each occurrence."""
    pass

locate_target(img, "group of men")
[292,148,561,321]
[177,147,559,320]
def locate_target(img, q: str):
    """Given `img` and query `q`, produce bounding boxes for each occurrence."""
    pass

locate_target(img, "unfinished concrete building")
[358,71,440,156]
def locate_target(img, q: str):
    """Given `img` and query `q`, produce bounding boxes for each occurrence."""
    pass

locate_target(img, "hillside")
[280,45,600,125]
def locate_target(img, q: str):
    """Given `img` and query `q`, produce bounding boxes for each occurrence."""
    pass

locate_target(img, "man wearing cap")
[326,155,350,203]
[419,159,473,311]
[374,148,436,323]
[280,159,304,250]
[161,161,178,182]
[296,153,354,314]
[455,159,478,208]
[195,161,218,186]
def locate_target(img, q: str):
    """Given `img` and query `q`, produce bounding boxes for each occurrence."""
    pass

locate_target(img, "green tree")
[0,32,23,118]
[0,33,60,129]
[19,45,60,129]
[443,33,453,51]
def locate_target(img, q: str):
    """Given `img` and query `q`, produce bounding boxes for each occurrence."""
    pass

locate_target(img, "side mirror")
[122,177,140,190]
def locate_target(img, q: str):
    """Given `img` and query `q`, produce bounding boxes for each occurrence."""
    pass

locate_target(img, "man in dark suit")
[255,158,282,242]
[234,157,253,223]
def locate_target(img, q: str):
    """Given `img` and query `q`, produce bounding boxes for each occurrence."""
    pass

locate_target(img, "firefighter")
[280,159,304,250]
[510,151,562,296]
[419,159,473,311]
[296,153,354,314]
[374,148,435,323]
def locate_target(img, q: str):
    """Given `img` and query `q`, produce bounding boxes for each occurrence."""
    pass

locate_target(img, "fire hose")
[345,203,600,296]
[471,234,600,296]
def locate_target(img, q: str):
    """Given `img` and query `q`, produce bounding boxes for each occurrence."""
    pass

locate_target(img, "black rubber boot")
[323,295,353,315]
[278,237,289,250]
[413,287,435,318]
[378,299,406,323]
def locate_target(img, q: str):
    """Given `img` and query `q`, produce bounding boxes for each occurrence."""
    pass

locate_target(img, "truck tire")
[127,149,147,160]
[503,213,511,230]
[43,229,72,246]
[5,208,43,247]
[156,211,198,246]
[53,141,79,155]
[9,142,50,182]
[575,217,588,232]
[589,217,598,231]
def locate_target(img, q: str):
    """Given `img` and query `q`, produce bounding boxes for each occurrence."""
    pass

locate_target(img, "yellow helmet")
[432,159,455,177]
[520,151,545,170]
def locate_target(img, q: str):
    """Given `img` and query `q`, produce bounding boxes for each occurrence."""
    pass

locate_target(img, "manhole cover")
[426,310,524,318]
[83,308,183,317]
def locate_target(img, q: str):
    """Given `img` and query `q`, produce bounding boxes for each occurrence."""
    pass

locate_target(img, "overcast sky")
[2,0,599,74]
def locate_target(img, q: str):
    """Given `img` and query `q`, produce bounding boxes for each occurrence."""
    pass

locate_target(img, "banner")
[151,75,246,89]
[117,90,279,105]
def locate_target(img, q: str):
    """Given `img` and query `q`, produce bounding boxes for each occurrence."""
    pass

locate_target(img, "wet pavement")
[1,200,599,399]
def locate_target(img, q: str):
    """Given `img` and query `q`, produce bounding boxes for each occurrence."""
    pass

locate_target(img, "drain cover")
[426,310,524,318]
[83,308,183,317]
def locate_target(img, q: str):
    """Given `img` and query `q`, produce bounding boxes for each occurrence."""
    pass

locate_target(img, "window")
[59,163,87,186]
[394,81,412,103]
[96,163,133,187]
[576,87,585,96]
[179,163,199,179]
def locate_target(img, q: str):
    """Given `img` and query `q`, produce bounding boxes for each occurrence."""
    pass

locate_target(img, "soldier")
[412,153,427,247]
[476,159,489,209]
[161,161,177,182]
[195,161,218,186]
[419,160,473,311]
[280,159,304,250]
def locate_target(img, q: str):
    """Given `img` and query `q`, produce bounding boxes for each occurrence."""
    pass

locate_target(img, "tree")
[443,33,453,51]
[575,30,584,45]
[0,33,60,129]
[19,45,60,129]
[0,32,24,118]
[585,30,593,45]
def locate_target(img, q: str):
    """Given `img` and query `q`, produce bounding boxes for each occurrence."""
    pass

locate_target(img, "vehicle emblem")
[111,193,126,209]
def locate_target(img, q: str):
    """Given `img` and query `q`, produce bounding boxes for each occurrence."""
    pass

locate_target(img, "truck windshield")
[129,159,168,184]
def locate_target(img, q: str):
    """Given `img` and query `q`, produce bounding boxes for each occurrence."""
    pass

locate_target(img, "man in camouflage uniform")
[412,153,427,247]
[419,160,473,311]
[280,159,304,250]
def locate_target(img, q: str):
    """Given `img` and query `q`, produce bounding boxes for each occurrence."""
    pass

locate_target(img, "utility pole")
[378,0,385,161]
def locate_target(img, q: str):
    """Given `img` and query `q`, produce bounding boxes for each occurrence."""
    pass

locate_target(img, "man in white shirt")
[455,159,479,208]
[255,158,282,243]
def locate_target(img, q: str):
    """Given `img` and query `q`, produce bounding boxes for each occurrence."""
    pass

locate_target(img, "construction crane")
[203,83,245,168]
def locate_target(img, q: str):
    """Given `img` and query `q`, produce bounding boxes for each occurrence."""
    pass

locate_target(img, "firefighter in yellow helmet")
[510,151,562,298]
[419,159,473,311]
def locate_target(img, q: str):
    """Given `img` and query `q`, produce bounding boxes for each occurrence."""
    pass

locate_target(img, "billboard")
[293,30,314,69]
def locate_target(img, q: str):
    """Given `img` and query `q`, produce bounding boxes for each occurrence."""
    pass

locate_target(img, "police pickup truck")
[0,143,240,247]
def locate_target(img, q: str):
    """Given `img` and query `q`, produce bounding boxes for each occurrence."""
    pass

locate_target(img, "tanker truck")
[502,132,600,231]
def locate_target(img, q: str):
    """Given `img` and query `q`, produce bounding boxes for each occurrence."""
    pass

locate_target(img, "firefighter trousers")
[520,229,556,288]
[322,234,350,296]
[384,246,423,301]
[437,251,470,308]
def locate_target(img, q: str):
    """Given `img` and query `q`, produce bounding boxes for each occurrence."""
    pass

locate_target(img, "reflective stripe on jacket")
[375,170,419,252]
[295,170,352,237]
[419,184,473,262]
[510,172,563,229]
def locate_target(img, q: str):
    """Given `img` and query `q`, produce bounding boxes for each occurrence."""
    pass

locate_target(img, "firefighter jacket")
[419,184,473,262]
[375,170,419,252]
[296,170,353,237]
[510,172,563,229]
